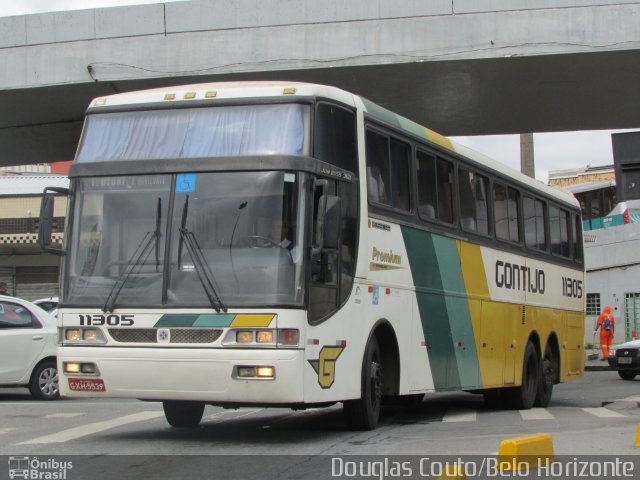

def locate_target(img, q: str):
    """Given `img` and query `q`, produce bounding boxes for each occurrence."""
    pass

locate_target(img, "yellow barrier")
[635,424,640,448]
[498,433,554,470]
[437,463,466,480]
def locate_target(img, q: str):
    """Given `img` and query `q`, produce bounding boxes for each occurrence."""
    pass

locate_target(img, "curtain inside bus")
[76,104,309,162]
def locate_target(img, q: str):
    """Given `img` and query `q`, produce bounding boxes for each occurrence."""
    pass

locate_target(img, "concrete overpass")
[1,0,640,166]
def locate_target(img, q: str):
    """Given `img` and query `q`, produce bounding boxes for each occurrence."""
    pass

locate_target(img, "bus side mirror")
[39,187,69,256]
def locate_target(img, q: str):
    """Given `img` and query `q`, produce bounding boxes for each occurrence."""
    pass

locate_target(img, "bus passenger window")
[417,151,437,219]
[458,168,489,234]
[550,205,571,257]
[523,196,546,250]
[417,151,454,224]
[365,130,411,211]
[390,139,411,211]
[436,158,454,223]
[494,183,520,243]
[573,214,583,262]
[366,132,389,205]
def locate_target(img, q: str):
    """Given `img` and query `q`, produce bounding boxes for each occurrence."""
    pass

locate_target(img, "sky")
[1,1,636,182]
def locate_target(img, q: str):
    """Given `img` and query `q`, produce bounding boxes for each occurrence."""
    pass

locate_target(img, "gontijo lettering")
[495,260,545,294]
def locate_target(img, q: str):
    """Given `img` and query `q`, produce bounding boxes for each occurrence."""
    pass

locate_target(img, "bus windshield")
[76,104,310,162]
[65,171,307,308]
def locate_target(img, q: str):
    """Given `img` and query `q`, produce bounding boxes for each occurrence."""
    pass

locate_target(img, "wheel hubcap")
[39,368,59,397]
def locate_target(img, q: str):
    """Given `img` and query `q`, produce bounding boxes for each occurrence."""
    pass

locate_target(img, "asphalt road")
[0,370,638,479]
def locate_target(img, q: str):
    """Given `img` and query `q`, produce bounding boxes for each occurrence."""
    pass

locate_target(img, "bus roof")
[88,81,578,208]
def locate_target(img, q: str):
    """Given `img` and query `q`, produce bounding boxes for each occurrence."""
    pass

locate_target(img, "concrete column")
[520,133,535,178]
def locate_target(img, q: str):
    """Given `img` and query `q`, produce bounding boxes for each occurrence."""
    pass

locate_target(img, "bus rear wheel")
[505,342,539,410]
[535,345,555,407]
[163,400,205,428]
[344,336,383,430]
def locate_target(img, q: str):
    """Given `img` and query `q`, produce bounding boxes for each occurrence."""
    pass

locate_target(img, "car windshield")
[65,172,307,308]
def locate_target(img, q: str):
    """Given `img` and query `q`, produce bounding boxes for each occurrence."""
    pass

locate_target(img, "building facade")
[0,173,68,300]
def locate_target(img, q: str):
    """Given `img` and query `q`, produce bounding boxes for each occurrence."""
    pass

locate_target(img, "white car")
[33,296,59,316]
[0,295,59,399]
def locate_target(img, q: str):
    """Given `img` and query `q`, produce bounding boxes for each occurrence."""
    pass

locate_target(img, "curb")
[584,364,614,371]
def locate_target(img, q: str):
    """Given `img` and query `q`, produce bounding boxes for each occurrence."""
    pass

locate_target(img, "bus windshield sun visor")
[102,197,163,313]
[178,195,227,313]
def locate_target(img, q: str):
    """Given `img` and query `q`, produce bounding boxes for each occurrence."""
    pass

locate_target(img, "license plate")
[618,357,633,365]
[68,378,106,392]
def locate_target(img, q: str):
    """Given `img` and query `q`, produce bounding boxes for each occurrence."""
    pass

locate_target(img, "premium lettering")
[372,247,401,265]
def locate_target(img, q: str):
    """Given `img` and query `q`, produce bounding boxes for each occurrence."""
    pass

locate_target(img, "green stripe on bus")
[154,314,236,328]
[401,227,482,390]
[361,98,403,130]
[193,314,236,327]
[401,226,460,390]
[431,235,482,389]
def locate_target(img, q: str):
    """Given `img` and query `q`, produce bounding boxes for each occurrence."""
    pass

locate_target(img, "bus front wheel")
[163,400,205,428]
[343,336,383,430]
[505,342,539,410]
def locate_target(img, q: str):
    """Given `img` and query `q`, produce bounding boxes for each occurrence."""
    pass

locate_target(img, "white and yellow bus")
[40,82,585,430]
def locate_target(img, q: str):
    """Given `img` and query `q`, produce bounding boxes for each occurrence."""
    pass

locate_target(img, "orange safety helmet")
[604,305,612,314]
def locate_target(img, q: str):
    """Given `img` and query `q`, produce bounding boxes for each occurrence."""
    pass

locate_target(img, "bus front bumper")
[58,347,304,404]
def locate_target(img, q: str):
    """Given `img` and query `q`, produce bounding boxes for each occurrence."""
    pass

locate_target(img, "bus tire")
[505,342,539,410]
[535,345,555,407]
[162,400,205,428]
[343,336,383,430]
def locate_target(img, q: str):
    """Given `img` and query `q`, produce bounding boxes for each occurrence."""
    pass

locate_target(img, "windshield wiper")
[178,195,227,313]
[103,197,162,313]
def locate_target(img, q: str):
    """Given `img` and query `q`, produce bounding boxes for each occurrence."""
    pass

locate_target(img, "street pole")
[520,133,535,178]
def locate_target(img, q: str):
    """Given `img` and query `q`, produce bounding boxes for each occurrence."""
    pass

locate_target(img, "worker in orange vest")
[594,305,615,360]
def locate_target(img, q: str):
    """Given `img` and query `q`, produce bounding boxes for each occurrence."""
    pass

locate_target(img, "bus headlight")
[62,328,106,345]
[224,328,299,347]
[256,331,274,343]
[83,329,101,341]
[65,329,81,341]
[236,331,253,343]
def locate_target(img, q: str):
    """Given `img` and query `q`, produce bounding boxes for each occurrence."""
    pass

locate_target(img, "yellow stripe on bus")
[230,314,276,327]
[425,127,454,151]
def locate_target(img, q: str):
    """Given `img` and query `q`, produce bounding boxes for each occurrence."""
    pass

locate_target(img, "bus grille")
[108,328,222,344]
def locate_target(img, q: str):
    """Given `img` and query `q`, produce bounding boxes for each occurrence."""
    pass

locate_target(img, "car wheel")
[163,401,205,428]
[618,370,637,381]
[29,361,59,400]
[343,336,383,430]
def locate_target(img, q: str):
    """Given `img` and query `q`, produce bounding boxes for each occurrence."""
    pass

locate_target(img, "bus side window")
[573,213,583,262]
[417,151,454,224]
[550,205,571,257]
[523,196,546,251]
[494,183,520,243]
[365,130,411,211]
[314,103,357,174]
[459,168,489,234]
[366,132,389,205]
